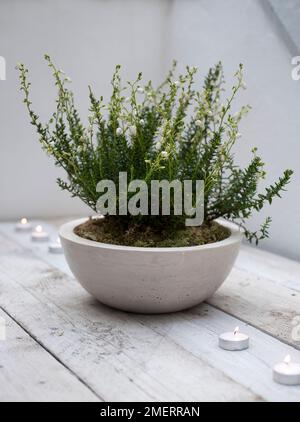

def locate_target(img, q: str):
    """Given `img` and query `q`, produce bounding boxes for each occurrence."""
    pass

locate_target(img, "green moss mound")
[74,218,231,247]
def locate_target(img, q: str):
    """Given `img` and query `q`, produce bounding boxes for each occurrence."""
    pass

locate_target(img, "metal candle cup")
[219,327,249,351]
[15,218,32,232]
[273,355,300,386]
[31,225,49,242]
[48,237,63,254]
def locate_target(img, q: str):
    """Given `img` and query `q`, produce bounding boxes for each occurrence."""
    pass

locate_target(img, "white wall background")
[0,0,299,261]
[0,0,170,218]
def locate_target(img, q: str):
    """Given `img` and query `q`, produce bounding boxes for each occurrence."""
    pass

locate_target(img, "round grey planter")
[60,218,242,314]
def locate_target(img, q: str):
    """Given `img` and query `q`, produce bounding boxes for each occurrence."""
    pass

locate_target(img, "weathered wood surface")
[237,245,300,291]
[0,307,99,402]
[0,221,300,402]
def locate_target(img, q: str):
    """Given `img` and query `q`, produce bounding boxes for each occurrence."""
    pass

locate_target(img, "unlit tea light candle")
[15,218,32,232]
[31,225,49,242]
[273,354,300,386]
[219,326,249,351]
[49,237,63,254]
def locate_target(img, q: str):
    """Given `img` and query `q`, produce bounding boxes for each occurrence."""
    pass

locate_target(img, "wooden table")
[0,219,300,402]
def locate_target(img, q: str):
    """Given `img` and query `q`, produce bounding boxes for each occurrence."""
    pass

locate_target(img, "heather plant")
[18,56,293,244]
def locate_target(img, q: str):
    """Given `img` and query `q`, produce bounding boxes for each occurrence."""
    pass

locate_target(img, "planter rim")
[59,218,243,253]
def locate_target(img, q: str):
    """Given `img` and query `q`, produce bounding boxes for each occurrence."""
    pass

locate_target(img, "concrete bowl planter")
[59,218,242,314]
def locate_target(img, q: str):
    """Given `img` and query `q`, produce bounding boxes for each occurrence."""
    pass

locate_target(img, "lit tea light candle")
[31,225,49,242]
[219,326,249,351]
[273,354,300,386]
[48,237,63,254]
[15,217,32,232]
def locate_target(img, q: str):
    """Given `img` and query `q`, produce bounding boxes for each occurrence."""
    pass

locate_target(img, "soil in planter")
[74,217,231,247]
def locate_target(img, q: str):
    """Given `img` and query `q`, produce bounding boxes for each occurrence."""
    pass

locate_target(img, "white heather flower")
[116,127,122,136]
[236,132,242,139]
[139,119,145,125]
[137,86,144,94]
[195,119,205,129]
[129,125,137,136]
[241,81,247,90]
[125,96,131,103]
[161,151,168,159]
[155,141,162,151]
[145,159,151,164]
[173,80,180,86]
[65,76,72,83]
[207,110,213,117]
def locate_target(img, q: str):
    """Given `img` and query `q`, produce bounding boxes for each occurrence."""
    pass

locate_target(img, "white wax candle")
[15,218,32,232]
[219,326,249,351]
[31,225,49,242]
[273,355,300,386]
[48,237,63,254]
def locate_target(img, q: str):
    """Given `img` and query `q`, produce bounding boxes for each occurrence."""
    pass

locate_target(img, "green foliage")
[18,56,293,243]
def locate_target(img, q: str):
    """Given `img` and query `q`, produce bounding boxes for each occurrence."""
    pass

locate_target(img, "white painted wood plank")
[0,236,261,402]
[0,236,299,401]
[0,308,99,402]
[237,245,300,292]
[0,221,73,277]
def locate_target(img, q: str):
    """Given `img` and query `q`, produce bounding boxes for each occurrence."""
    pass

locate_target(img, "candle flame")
[284,354,291,365]
[234,327,239,335]
[21,218,28,225]
[36,225,43,233]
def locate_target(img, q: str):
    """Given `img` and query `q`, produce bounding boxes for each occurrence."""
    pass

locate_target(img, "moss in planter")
[74,217,231,247]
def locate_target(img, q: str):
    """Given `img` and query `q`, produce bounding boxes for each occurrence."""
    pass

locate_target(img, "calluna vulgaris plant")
[18,56,293,245]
